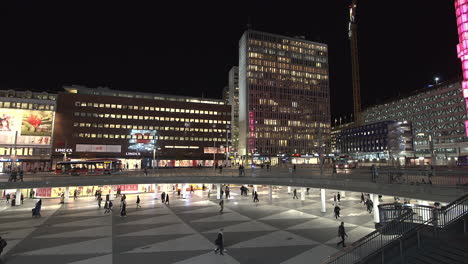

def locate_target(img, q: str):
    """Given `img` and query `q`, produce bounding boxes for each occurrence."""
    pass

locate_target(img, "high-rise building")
[228,66,240,155]
[238,30,331,165]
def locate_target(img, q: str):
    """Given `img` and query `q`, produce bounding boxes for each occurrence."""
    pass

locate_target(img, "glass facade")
[238,30,331,157]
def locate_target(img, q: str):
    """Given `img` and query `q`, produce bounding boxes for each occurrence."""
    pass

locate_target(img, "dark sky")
[0,1,461,120]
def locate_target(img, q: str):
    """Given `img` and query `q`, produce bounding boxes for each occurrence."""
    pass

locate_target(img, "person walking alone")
[334,205,341,219]
[336,222,348,247]
[165,193,169,205]
[337,192,341,203]
[98,195,102,209]
[293,189,298,199]
[136,195,141,208]
[74,189,77,200]
[120,197,127,217]
[161,192,165,203]
[253,191,259,203]
[360,193,365,204]
[219,199,224,213]
[214,229,225,255]
[105,200,113,214]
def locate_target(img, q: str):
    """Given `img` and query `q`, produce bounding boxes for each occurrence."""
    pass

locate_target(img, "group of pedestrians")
[8,169,24,182]
[239,185,249,196]
[161,192,170,205]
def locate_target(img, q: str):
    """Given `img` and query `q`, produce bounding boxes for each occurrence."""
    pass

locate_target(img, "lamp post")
[435,77,440,85]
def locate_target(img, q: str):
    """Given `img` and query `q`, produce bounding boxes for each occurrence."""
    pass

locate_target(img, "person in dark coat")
[73,189,77,200]
[120,199,127,217]
[337,222,348,247]
[219,199,224,213]
[293,189,298,199]
[334,205,341,219]
[32,199,42,217]
[337,192,341,202]
[253,191,259,203]
[165,193,170,205]
[360,193,365,204]
[214,229,225,255]
[161,192,166,203]
[136,195,141,208]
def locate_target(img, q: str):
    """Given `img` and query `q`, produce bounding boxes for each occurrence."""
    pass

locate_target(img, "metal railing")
[324,193,468,264]
[1,167,467,188]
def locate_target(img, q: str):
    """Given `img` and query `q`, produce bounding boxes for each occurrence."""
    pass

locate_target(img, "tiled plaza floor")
[0,186,389,264]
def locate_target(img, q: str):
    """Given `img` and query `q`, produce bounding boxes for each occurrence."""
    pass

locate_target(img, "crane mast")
[349,0,361,125]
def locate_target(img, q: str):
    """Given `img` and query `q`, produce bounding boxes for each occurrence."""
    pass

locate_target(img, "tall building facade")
[228,66,240,155]
[0,90,56,172]
[238,30,330,165]
[362,80,468,165]
[52,85,231,168]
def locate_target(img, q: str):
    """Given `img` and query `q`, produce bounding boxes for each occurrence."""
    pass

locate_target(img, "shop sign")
[115,184,138,191]
[125,152,141,156]
[0,158,19,162]
[55,148,73,153]
[36,188,51,197]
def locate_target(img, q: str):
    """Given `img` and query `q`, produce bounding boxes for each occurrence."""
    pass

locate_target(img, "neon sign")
[455,0,468,136]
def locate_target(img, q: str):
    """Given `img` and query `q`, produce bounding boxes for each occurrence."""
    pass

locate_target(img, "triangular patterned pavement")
[192,212,251,222]
[119,223,196,236]
[117,214,181,226]
[51,217,110,227]
[280,244,339,264]
[125,233,214,253]
[36,226,112,238]
[16,237,112,255]
[230,230,319,248]
[228,245,314,264]
[173,250,240,264]
[203,220,278,233]
[259,209,317,220]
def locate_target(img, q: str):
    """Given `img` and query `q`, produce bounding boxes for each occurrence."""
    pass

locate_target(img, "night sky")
[0,1,461,121]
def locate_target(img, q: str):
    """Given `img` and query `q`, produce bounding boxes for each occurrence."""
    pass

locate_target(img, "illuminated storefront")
[455,0,468,136]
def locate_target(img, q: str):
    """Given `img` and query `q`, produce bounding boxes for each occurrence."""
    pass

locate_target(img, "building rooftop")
[63,85,226,105]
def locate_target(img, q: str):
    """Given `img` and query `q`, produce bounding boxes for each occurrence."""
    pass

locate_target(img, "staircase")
[324,193,468,264]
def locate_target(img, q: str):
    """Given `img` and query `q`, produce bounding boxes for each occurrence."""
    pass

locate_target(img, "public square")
[0,186,386,264]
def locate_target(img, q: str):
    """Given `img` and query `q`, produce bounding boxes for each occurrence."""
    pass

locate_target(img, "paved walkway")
[0,187,391,264]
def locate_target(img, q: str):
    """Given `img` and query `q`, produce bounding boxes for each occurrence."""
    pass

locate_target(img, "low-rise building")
[52,85,231,168]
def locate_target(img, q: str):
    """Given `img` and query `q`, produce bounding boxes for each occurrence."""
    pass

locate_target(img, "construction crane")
[348,0,362,125]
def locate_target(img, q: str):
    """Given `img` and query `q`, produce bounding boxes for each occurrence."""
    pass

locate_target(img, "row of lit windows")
[248,65,325,79]
[75,102,227,116]
[0,101,55,110]
[0,90,56,100]
[75,133,226,142]
[248,39,327,54]
[73,112,231,125]
[250,58,325,72]
[73,122,228,133]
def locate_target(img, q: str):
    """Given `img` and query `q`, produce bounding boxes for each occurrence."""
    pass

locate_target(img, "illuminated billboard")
[456,0,468,136]
[128,129,156,152]
[0,109,54,145]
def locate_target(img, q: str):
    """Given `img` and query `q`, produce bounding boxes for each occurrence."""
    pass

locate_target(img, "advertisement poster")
[115,184,138,192]
[36,188,51,197]
[21,111,53,136]
[0,109,53,145]
[128,129,156,152]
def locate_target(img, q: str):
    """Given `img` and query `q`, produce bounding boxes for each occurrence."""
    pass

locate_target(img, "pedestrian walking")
[60,192,65,204]
[74,189,77,200]
[136,195,141,208]
[306,187,310,194]
[214,229,225,255]
[177,188,181,196]
[293,189,298,199]
[106,194,110,201]
[144,167,148,176]
[105,200,113,214]
[5,193,10,204]
[293,164,296,172]
[253,191,259,203]
[334,205,341,219]
[225,187,230,199]
[120,199,127,217]
[104,200,109,211]
[98,195,102,208]
[360,193,365,204]
[19,170,24,182]
[190,185,194,193]
[30,189,35,199]
[367,199,373,214]
[208,189,211,198]
[333,193,337,204]
[337,192,341,203]
[220,189,224,199]
[165,194,170,205]
[219,199,224,213]
[20,193,24,204]
[336,222,348,247]
[161,192,166,203]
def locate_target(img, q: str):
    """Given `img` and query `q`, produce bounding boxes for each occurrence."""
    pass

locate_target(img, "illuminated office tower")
[238,30,330,165]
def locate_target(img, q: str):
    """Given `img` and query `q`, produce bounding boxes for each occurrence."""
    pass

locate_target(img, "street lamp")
[435,77,440,85]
